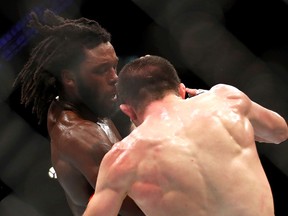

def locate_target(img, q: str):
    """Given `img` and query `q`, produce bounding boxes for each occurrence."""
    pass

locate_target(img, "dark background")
[0,0,287,215]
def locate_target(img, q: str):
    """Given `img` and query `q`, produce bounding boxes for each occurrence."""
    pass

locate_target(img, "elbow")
[268,116,288,144]
[255,126,288,144]
[274,129,288,144]
[272,124,288,144]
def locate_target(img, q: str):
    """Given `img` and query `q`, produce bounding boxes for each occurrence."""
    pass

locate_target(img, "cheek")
[77,78,99,98]
[89,75,108,87]
[77,74,110,100]
[85,77,106,92]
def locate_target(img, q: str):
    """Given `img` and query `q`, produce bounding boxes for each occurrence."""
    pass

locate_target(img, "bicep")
[84,155,127,216]
[61,125,114,185]
[55,161,94,207]
[248,101,288,144]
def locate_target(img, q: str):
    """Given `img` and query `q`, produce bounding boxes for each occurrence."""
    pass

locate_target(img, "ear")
[61,69,75,86]
[120,104,137,122]
[178,83,186,99]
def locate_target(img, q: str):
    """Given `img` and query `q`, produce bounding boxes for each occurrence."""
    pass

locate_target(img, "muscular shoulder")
[96,148,126,192]
[51,111,112,166]
[101,138,138,184]
[210,84,252,114]
[57,113,108,144]
[210,84,242,96]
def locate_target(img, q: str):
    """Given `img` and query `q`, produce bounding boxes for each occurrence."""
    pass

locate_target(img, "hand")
[186,88,208,98]
[185,88,198,98]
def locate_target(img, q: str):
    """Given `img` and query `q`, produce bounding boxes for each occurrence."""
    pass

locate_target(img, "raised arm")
[248,101,287,144]
[211,84,288,144]
[83,148,130,216]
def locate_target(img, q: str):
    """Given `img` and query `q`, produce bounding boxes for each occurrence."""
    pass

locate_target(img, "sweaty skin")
[48,100,120,211]
[84,84,287,216]
[47,42,144,216]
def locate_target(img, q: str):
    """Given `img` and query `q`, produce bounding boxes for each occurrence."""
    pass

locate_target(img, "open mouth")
[111,94,117,102]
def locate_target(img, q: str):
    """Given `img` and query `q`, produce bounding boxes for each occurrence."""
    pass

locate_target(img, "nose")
[108,69,118,85]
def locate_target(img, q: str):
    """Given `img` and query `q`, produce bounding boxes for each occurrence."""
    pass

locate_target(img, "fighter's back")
[116,86,274,216]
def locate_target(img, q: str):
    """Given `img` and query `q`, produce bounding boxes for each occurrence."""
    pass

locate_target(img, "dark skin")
[47,42,144,216]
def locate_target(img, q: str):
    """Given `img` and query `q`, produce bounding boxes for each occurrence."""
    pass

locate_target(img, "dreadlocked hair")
[13,9,111,124]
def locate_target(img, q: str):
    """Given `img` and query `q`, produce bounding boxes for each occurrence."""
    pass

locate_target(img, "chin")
[98,105,118,118]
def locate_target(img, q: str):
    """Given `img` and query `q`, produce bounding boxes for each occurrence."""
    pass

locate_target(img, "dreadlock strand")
[30,50,60,120]
[43,9,66,26]
[28,11,54,36]
[32,38,58,80]
[20,37,58,111]
[14,9,112,123]
[15,37,53,90]
[32,75,56,123]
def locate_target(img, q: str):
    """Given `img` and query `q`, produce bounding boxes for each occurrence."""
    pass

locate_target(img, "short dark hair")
[117,55,181,111]
[13,9,111,123]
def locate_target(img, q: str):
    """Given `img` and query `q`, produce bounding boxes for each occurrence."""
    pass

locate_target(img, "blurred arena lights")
[0,0,76,68]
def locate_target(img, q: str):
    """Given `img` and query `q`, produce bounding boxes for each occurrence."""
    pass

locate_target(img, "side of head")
[13,9,112,123]
[117,55,185,124]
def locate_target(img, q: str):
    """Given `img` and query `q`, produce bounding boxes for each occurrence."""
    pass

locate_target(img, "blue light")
[0,0,75,66]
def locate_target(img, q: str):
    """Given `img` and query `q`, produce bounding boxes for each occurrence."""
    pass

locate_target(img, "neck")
[57,95,101,123]
[138,94,182,124]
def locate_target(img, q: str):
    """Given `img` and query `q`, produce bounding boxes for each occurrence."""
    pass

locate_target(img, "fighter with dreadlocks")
[13,10,144,216]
